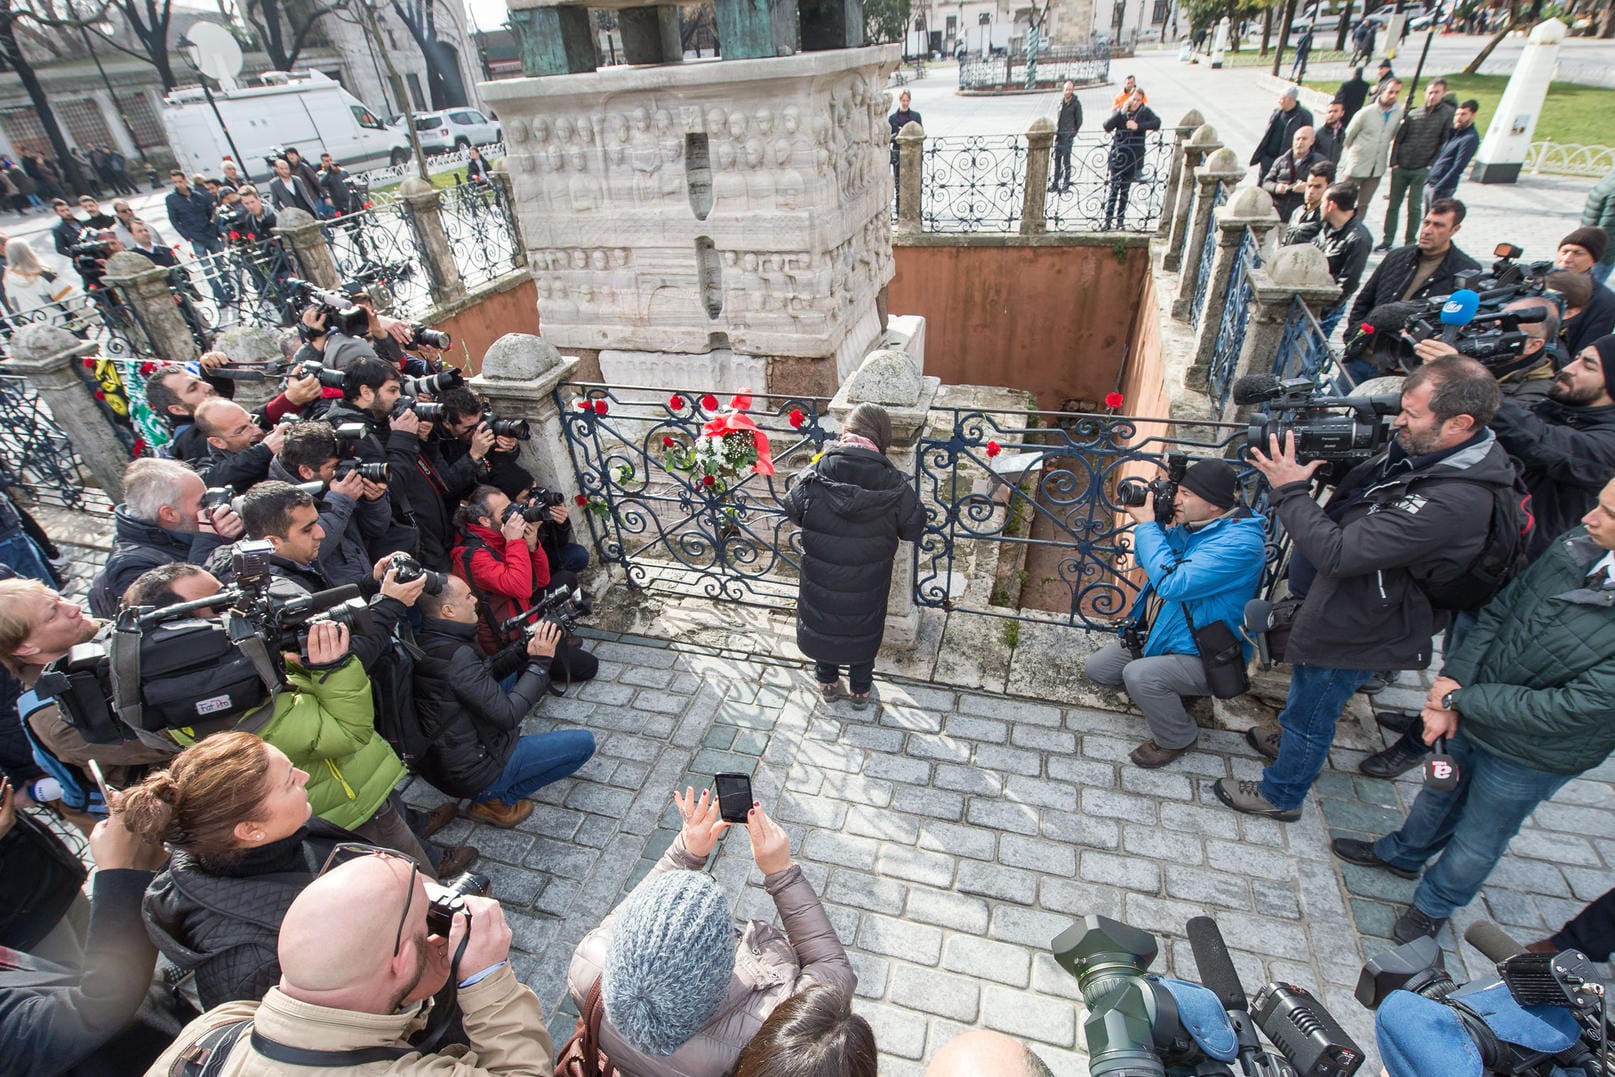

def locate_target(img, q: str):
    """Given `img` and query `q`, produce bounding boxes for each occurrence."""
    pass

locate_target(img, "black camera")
[424,871,492,936]
[502,500,549,524]
[499,585,592,639]
[287,277,369,338]
[483,413,530,440]
[69,239,113,260]
[1116,453,1187,527]
[409,325,452,351]
[384,552,446,595]
[530,486,565,509]
[332,422,370,445]
[399,399,448,421]
[403,368,463,396]
[293,360,351,390]
[1235,375,1399,466]
[334,460,389,483]
[203,486,235,511]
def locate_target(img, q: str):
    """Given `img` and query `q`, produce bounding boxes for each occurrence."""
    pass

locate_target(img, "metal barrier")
[1208,227,1262,412]
[350,142,509,191]
[1188,182,1227,328]
[1272,293,1341,386]
[914,405,1286,628]
[959,45,1111,91]
[172,240,301,342]
[1524,140,1615,178]
[1046,132,1175,233]
[439,179,522,291]
[326,200,434,319]
[0,368,119,510]
[1,292,151,360]
[556,383,834,604]
[919,134,1029,233]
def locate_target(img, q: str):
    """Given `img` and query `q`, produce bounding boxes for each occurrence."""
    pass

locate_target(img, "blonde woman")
[3,238,80,324]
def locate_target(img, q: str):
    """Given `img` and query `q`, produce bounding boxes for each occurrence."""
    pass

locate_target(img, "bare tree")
[244,0,344,70]
[0,0,90,191]
[390,0,469,108]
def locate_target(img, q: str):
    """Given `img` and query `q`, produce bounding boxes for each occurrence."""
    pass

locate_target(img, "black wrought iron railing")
[1272,293,1342,387]
[326,200,434,319]
[439,178,522,291]
[556,384,835,604]
[959,45,1111,91]
[171,240,301,343]
[1188,181,1228,328]
[919,134,1029,233]
[1208,227,1263,413]
[0,368,120,511]
[1046,132,1175,233]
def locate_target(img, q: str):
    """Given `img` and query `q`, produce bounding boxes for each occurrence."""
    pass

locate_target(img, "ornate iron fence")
[171,241,300,343]
[439,179,522,291]
[959,45,1111,91]
[1272,294,1341,386]
[556,384,835,603]
[0,370,117,511]
[919,134,1029,233]
[349,143,509,190]
[1188,182,1227,328]
[0,292,150,360]
[1046,132,1175,233]
[1208,227,1262,413]
[1524,140,1615,178]
[326,201,433,319]
[914,406,1286,628]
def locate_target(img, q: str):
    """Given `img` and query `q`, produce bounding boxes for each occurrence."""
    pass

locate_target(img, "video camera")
[35,541,371,748]
[1365,925,1609,1076]
[1056,913,1364,1076]
[1234,374,1400,466]
[68,239,114,261]
[1117,453,1188,528]
[499,585,591,640]
[288,277,369,339]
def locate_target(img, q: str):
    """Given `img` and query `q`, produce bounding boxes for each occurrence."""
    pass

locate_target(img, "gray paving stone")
[577,680,636,706]
[1039,877,1123,921]
[888,963,981,1022]
[982,984,1077,1047]
[933,763,1004,796]
[1039,809,1121,850]
[999,833,1078,876]
[1207,838,1297,881]
[858,914,945,965]
[1119,766,1196,800]
[563,783,634,817]
[1079,733,1140,763]
[864,751,934,785]
[1003,774,1079,812]
[618,666,677,689]
[879,845,959,888]
[1164,864,1251,910]
[820,771,896,808]
[846,949,891,1000]
[827,870,908,915]
[906,886,991,935]
[878,704,945,734]
[957,860,1039,904]
[1046,755,1119,788]
[1081,850,1162,892]
[892,783,967,821]
[1082,787,1159,826]
[960,693,1061,726]
[845,804,921,844]
[1253,878,1304,920]
[966,797,1041,836]
[857,1000,928,1059]
[907,734,974,762]
[942,935,1032,987]
[945,713,1009,743]
[974,744,1045,777]
[919,820,998,861]
[803,830,882,870]
[989,904,1078,950]
[840,724,909,754]
[1010,724,1079,753]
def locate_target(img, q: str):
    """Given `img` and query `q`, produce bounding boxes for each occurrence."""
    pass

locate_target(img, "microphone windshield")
[1464,922,1526,964]
[1439,289,1481,327]
[1231,373,1281,405]
[1186,915,1248,1011]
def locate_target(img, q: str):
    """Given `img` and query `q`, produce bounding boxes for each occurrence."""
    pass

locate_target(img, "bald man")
[927,1028,1055,1076]
[145,853,553,1074]
[194,397,283,493]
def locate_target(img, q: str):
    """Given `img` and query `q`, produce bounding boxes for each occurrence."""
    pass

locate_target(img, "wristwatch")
[1440,689,1459,711]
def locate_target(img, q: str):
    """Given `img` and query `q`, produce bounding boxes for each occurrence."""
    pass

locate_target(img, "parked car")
[411,109,502,154]
[1291,14,1342,32]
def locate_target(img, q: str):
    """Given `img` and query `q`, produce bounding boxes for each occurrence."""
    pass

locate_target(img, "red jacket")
[450,521,551,654]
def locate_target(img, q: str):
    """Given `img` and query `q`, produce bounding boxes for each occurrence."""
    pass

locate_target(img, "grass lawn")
[1306,73,1615,146]
[365,167,465,202]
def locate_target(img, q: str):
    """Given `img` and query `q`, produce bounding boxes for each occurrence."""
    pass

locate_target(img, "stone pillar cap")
[1026,116,1055,136]
[103,249,167,280]
[400,175,436,198]
[11,321,95,362]
[1200,147,1243,175]
[897,120,925,140]
[843,347,924,406]
[277,207,319,230]
[1262,243,1338,289]
[1225,186,1279,222]
[483,333,564,380]
[1176,108,1205,130]
[1188,123,1220,147]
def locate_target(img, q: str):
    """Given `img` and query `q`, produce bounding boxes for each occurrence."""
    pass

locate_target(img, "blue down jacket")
[1128,508,1268,659]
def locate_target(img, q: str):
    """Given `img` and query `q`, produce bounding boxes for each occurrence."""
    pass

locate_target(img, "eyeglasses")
[319,842,420,956]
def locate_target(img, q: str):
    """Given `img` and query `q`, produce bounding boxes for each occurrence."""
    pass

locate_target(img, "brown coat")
[142,964,552,1075]
[566,838,856,1077]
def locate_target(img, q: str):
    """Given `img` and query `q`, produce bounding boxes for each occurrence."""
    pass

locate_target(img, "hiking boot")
[1331,837,1419,879]
[1360,737,1430,779]
[423,801,460,838]
[1374,710,1418,734]
[1246,725,1282,760]
[436,844,480,876]
[1392,906,1448,944]
[849,684,878,711]
[1130,739,1194,769]
[1212,778,1301,821]
[819,680,847,704]
[468,799,534,829]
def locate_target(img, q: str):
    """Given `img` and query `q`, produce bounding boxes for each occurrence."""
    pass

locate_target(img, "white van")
[162,70,412,180]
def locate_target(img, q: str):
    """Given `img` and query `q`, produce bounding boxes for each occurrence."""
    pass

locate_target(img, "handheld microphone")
[1438,289,1481,344]
[1423,735,1459,792]
[1187,916,1265,1072]
[1463,921,1526,964]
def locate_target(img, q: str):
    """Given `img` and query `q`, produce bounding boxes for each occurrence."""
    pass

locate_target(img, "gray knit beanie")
[602,871,737,1056]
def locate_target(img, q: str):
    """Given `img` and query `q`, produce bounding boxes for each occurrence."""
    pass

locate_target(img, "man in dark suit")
[1250,86,1314,181]
[267,157,321,217]
[1102,90,1162,230]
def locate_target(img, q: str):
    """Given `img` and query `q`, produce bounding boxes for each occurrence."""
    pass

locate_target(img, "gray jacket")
[267,456,389,587]
[1341,103,1403,179]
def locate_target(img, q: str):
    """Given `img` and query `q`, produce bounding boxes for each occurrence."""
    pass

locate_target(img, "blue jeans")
[1259,664,1373,810]
[1594,261,1613,287]
[189,236,232,304]
[1374,731,1572,919]
[0,530,58,587]
[474,729,596,805]
[552,542,590,574]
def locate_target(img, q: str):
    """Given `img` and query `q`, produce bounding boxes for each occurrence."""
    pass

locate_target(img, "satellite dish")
[184,22,244,90]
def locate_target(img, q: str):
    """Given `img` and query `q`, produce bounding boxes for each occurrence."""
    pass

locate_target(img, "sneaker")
[1373,241,1392,252]
[1245,725,1282,760]
[1331,837,1419,879]
[1130,739,1193,769]
[1374,710,1418,734]
[1212,777,1301,821]
[467,799,534,828]
[1359,737,1430,779]
[1359,672,1391,695]
[849,684,878,711]
[436,844,480,876]
[1392,906,1448,944]
[423,801,461,838]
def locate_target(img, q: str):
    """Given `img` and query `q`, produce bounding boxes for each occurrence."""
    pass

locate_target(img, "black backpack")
[1420,476,1534,613]
[367,628,432,772]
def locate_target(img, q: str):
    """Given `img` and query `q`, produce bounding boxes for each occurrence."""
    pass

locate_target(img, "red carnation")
[669,395,685,410]
[1105,392,1125,410]
[789,409,805,428]
[1361,323,1375,334]
[94,389,105,400]
[132,437,147,455]
[593,399,609,415]
[575,494,588,506]
[228,230,241,241]
[82,358,95,368]
[702,474,716,487]
[577,399,591,411]
[139,362,156,375]
[701,393,719,411]
[986,440,1002,458]
[662,435,676,448]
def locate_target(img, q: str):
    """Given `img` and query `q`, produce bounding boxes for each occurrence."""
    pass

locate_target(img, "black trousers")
[1552,886,1615,959]
[816,660,875,693]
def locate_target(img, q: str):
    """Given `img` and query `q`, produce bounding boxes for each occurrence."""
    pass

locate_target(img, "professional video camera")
[384,552,446,595]
[288,277,369,339]
[68,238,114,261]
[1234,374,1400,466]
[1365,924,1609,1076]
[1457,242,1555,308]
[1117,453,1188,528]
[35,541,370,749]
[1056,913,1364,1076]
[499,585,591,641]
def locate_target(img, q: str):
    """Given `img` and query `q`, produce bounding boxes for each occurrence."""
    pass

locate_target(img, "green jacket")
[258,656,405,831]
[1443,527,1615,775]
[1583,168,1615,267]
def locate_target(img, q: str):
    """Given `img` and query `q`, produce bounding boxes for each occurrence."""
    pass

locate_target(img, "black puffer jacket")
[141,821,353,1010]
[412,617,551,798]
[780,445,924,665]
[88,507,225,618]
[1348,242,1482,328]
[1564,280,1615,357]
[1491,395,1615,561]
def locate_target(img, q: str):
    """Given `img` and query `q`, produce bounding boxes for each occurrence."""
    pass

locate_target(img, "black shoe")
[1374,710,1418,734]
[1373,241,1392,252]
[1392,906,1448,943]
[1331,837,1419,879]
[1360,737,1430,779]
[1359,671,1391,696]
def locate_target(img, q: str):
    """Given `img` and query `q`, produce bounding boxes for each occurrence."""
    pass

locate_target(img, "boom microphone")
[1438,289,1481,343]
[1186,915,1265,1071]
[1463,921,1527,964]
[1231,373,1282,406]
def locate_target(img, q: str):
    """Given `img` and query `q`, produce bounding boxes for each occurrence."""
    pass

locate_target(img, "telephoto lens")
[334,460,390,483]
[407,400,448,421]
[503,500,549,524]
[410,325,453,350]
[485,417,530,440]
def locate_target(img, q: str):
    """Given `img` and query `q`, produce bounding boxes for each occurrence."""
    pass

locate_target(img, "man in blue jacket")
[1084,459,1268,768]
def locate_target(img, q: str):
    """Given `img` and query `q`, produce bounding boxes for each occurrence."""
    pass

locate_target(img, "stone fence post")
[101,251,200,365]
[490,159,529,270]
[1021,116,1055,236]
[401,176,468,308]
[1171,147,1243,320]
[8,324,132,503]
[1229,245,1342,424]
[828,347,940,653]
[273,208,342,290]
[896,121,924,235]
[1187,186,1280,389]
[467,333,580,507]
[1164,122,1221,270]
[213,325,288,412]
[1157,109,1203,241]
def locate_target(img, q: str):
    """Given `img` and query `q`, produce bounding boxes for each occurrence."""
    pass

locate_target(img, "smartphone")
[87,759,118,806]
[714,772,753,824]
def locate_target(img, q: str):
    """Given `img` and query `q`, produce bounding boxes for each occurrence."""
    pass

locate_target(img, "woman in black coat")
[782,404,924,707]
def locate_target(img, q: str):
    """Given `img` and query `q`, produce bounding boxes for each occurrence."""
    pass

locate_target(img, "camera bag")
[1182,605,1250,699]
[108,612,279,749]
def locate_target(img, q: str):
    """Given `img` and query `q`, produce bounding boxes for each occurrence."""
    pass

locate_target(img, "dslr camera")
[1235,375,1400,466]
[503,499,550,525]
[1116,453,1187,527]
[289,359,352,390]
[384,552,446,595]
[482,406,530,440]
[288,277,369,339]
[408,324,452,351]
